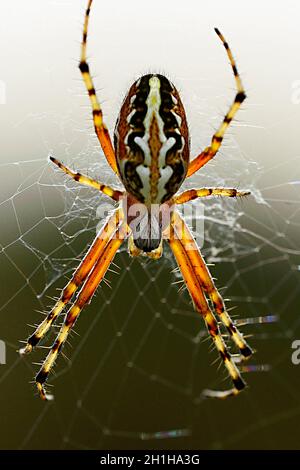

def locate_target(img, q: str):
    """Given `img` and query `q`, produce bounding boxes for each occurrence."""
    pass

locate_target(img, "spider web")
[1,0,300,451]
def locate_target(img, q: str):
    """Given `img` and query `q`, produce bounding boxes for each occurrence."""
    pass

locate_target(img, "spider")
[19,0,253,400]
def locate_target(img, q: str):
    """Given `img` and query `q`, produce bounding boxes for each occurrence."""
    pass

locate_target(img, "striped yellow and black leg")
[128,235,142,257]
[167,213,246,398]
[79,0,119,175]
[171,211,253,359]
[19,209,124,356]
[187,28,246,178]
[174,187,250,204]
[50,157,123,201]
[35,221,130,400]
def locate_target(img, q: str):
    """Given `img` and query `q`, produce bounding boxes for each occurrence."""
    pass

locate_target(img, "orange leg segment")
[19,209,124,356]
[79,0,119,175]
[187,28,246,178]
[35,219,130,400]
[171,211,253,358]
[166,211,247,398]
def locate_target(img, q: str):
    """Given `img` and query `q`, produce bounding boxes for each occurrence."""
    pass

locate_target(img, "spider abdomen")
[114,74,190,205]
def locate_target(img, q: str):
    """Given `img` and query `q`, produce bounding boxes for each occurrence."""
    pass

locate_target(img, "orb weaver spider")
[20,0,253,400]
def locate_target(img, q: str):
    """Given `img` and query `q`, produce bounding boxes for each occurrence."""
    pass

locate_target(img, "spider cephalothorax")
[20,0,253,402]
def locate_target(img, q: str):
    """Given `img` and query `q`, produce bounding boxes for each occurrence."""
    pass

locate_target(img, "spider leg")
[171,211,253,358]
[79,0,119,175]
[146,241,163,260]
[128,234,142,257]
[49,157,123,201]
[19,208,124,356]
[35,221,130,400]
[174,187,250,204]
[166,211,247,398]
[187,28,246,178]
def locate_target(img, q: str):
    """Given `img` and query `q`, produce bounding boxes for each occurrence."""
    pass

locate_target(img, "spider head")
[114,74,190,207]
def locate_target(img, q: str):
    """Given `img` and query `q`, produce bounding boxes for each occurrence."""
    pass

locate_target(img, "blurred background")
[0,0,300,450]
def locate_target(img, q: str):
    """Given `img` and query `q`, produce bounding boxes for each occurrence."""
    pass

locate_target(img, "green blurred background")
[0,0,300,450]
